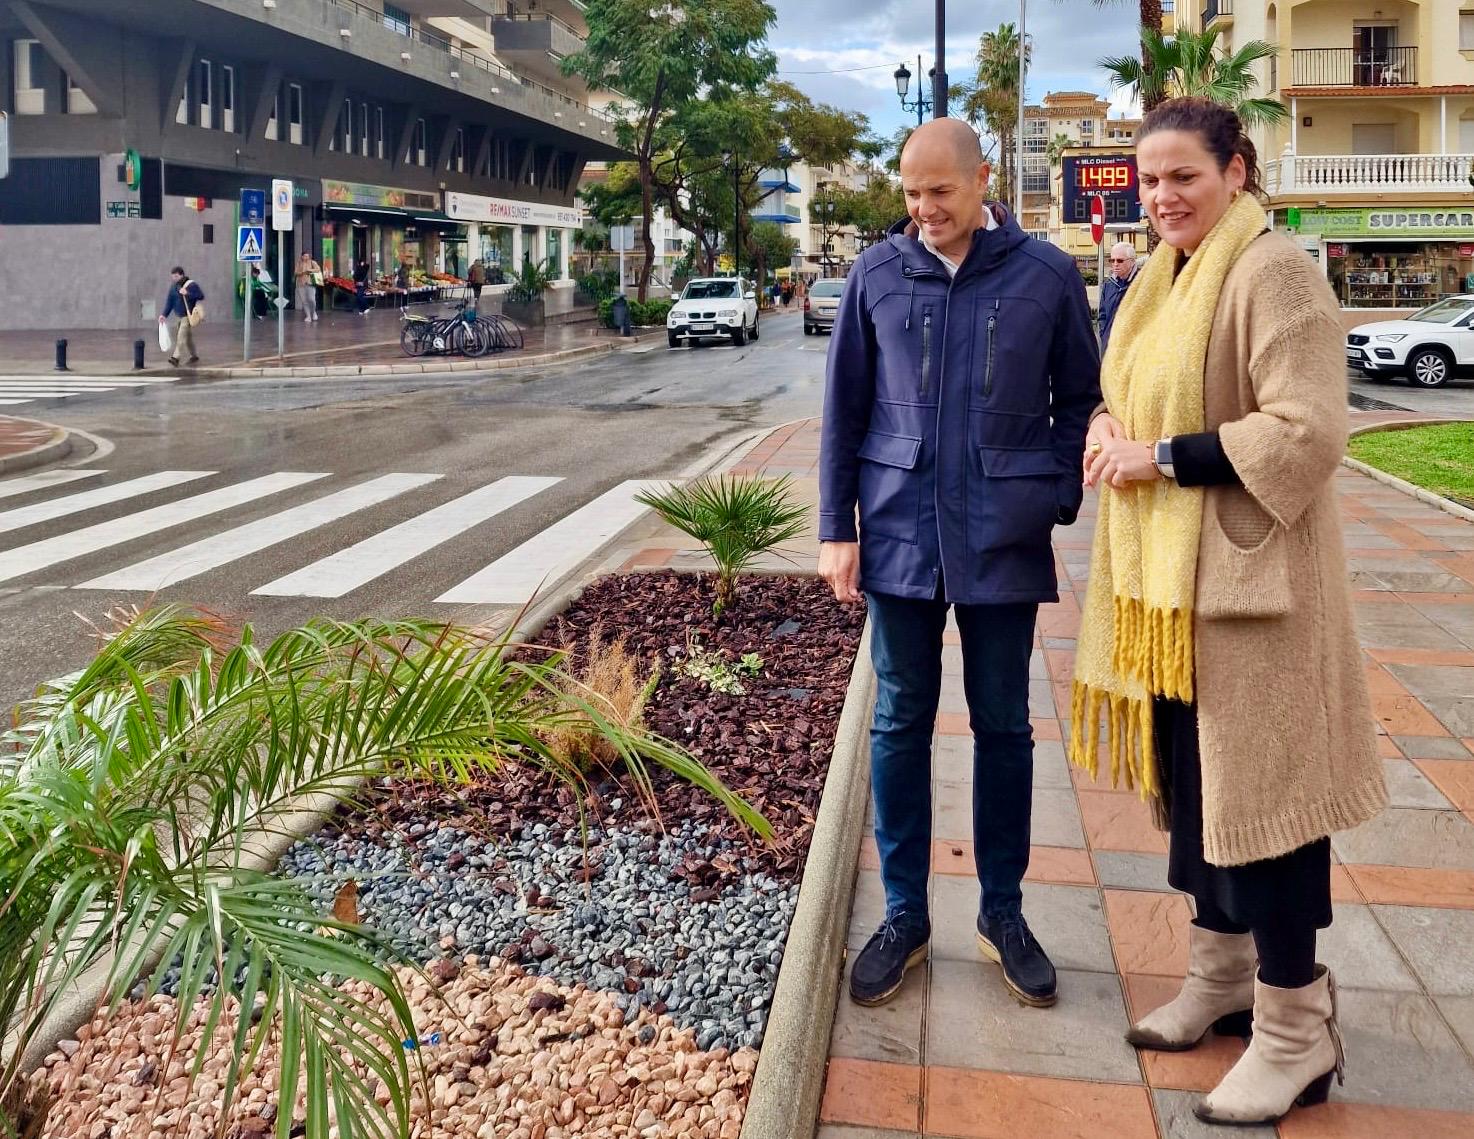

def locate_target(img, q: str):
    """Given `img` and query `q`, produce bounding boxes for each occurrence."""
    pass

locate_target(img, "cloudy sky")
[767,0,1143,146]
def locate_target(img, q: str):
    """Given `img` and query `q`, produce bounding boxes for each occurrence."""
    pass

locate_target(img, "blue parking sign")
[240,187,265,222]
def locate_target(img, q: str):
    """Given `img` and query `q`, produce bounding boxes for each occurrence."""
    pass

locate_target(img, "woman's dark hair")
[1138,97,1264,199]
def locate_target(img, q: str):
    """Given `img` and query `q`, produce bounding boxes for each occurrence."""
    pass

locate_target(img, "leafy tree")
[1082,0,1167,114]
[1100,26,1287,128]
[745,220,798,291]
[961,23,1030,207]
[564,0,777,301]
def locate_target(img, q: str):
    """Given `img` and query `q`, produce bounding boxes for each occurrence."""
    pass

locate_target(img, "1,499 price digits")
[1078,163,1133,190]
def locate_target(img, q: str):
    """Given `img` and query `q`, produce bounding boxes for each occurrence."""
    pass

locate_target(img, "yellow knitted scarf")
[1069,192,1267,797]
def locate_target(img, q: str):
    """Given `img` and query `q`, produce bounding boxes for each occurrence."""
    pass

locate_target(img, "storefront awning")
[406,210,465,231]
[324,202,412,223]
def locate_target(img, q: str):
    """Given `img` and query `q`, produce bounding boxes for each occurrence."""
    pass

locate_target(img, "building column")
[1441,96,1448,154]
[559,230,570,281]
[1290,97,1298,153]
[511,226,524,269]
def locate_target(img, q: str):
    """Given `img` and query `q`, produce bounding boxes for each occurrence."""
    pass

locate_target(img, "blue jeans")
[867,591,1038,922]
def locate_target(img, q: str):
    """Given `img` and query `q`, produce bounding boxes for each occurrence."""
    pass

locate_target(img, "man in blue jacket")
[819,118,1100,1009]
[1097,241,1139,353]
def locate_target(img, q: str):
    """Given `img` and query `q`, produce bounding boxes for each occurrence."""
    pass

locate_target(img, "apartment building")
[1174,1,1474,313]
[0,0,622,330]
[1021,91,1114,237]
[785,157,873,279]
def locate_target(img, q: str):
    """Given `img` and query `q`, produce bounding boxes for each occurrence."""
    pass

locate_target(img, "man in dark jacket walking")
[819,118,1100,1010]
[1097,241,1138,353]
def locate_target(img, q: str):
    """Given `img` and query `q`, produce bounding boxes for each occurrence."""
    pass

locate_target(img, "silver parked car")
[804,278,846,335]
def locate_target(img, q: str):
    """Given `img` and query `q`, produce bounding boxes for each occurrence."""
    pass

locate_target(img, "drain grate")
[1348,393,1411,412]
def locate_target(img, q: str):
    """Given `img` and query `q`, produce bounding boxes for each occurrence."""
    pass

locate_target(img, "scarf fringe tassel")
[1069,681,1160,802]
[1111,595,1196,705]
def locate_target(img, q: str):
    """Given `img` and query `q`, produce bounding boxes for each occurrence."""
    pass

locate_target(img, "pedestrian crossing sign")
[237,224,265,263]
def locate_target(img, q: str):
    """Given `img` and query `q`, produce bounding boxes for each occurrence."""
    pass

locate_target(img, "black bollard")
[133,339,146,370]
[54,339,69,371]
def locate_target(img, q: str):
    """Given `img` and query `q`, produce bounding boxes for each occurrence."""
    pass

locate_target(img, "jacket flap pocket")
[858,431,922,470]
[978,446,1060,478]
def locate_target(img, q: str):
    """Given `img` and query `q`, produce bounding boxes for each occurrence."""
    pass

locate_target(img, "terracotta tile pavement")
[804,420,1474,1138]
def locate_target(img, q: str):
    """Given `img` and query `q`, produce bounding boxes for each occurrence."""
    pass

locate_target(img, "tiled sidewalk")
[816,430,1474,1138]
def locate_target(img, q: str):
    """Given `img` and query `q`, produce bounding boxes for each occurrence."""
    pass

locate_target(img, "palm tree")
[1100,26,1288,128]
[1,606,766,1136]
[1083,0,1167,114]
[963,23,1032,207]
[1045,132,1074,167]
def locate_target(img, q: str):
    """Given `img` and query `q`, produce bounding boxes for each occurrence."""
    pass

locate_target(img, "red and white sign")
[1090,195,1105,245]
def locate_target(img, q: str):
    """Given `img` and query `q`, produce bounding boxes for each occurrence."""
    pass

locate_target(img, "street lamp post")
[894,57,933,125]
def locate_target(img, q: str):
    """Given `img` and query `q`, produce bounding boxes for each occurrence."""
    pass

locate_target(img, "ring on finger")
[1088,440,1103,455]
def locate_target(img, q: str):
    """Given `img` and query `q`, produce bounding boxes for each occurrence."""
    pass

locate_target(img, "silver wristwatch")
[1152,437,1176,480]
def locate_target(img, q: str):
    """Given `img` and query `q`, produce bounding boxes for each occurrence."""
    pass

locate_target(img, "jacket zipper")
[919,309,933,398]
[983,299,999,398]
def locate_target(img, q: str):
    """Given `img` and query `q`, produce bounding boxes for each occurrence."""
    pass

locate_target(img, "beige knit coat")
[1187,231,1386,865]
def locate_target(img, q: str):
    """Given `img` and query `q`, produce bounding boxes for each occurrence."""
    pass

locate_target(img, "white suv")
[1347,295,1474,388]
[667,277,760,347]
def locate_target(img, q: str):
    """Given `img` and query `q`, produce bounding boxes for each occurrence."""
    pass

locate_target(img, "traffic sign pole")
[240,190,265,364]
[1092,195,1107,332]
[272,179,293,358]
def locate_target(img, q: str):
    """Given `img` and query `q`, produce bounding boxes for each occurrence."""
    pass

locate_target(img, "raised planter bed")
[23,572,865,1138]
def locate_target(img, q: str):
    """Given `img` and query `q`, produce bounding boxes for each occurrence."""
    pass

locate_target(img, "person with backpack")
[160,266,204,367]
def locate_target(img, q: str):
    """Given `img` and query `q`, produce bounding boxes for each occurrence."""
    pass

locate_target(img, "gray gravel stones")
[275,821,796,1052]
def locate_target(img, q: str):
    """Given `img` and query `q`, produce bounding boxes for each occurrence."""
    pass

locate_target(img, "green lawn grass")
[1349,423,1474,503]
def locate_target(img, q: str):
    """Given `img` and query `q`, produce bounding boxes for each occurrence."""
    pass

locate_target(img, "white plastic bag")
[158,320,173,353]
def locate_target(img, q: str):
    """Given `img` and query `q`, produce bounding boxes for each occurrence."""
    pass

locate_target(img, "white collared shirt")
[920,206,999,277]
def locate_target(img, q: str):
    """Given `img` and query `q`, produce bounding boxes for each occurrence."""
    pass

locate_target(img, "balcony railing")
[322,0,611,121]
[1290,46,1417,88]
[1202,0,1233,24]
[1264,152,1474,196]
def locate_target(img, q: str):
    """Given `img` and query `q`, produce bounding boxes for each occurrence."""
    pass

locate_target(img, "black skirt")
[1155,698,1332,930]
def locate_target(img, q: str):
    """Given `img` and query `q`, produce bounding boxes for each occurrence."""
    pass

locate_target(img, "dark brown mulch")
[356,572,865,882]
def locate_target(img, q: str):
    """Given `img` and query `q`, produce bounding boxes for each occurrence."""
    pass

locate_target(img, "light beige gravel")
[31,957,757,1138]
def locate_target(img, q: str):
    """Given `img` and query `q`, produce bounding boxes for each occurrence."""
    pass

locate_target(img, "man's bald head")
[897,118,992,261]
[900,118,986,178]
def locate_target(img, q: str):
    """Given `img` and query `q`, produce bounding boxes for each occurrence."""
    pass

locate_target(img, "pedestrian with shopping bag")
[159,266,204,367]
[295,251,322,322]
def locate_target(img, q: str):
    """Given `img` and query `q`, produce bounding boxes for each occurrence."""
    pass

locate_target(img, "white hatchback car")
[667,277,759,347]
[1346,295,1474,388]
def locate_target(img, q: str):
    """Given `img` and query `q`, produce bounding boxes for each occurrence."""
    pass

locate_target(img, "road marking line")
[0,473,328,585]
[0,470,106,500]
[0,376,179,384]
[0,399,34,405]
[77,473,442,591]
[253,475,562,599]
[0,380,145,389]
[0,389,102,398]
[0,469,109,499]
[0,471,214,536]
[434,479,665,606]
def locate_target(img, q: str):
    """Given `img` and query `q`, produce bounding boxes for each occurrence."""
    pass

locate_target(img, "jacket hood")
[885,203,1029,279]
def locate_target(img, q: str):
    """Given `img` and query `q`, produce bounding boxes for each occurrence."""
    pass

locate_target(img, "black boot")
[978,913,1058,1007]
[849,910,930,1006]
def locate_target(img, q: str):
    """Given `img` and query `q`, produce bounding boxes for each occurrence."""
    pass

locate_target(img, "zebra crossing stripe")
[252,475,562,599]
[0,376,178,384]
[0,473,328,585]
[76,473,443,592]
[434,479,665,606]
[0,400,35,405]
[0,469,106,500]
[0,471,214,536]
[0,389,106,398]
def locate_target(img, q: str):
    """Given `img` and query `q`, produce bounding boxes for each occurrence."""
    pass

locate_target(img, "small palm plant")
[506,257,556,304]
[635,475,810,617]
[1099,26,1288,129]
[0,605,765,1137]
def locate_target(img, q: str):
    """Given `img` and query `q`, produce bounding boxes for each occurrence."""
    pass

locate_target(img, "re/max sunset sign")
[443,191,583,229]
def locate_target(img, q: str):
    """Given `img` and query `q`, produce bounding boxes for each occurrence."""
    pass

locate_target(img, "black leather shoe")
[977,913,1057,1007]
[849,911,931,1006]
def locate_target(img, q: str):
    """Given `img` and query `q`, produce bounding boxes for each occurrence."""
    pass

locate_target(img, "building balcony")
[1264,151,1474,196]
[1202,0,1232,28]
[491,14,587,85]
[751,204,802,224]
[1290,47,1417,89]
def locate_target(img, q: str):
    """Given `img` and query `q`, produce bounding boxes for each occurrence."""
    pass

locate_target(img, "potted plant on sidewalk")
[503,257,556,327]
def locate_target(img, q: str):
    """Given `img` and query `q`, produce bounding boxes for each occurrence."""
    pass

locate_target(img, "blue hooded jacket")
[819,205,1101,604]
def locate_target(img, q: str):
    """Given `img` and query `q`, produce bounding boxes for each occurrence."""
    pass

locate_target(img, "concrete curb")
[1345,419,1474,524]
[741,623,874,1139]
[0,418,72,475]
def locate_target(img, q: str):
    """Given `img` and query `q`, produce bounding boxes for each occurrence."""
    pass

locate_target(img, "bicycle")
[399,301,488,357]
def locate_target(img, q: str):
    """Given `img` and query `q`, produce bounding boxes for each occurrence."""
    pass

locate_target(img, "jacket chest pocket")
[970,296,1050,415]
[857,430,923,544]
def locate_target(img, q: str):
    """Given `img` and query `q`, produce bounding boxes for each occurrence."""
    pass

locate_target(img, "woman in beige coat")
[1071,97,1386,1127]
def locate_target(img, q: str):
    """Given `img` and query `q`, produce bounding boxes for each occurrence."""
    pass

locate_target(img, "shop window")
[1329,243,1473,309]
[64,72,95,115]
[221,66,235,132]
[288,84,304,146]
[198,59,212,129]
[12,39,44,115]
